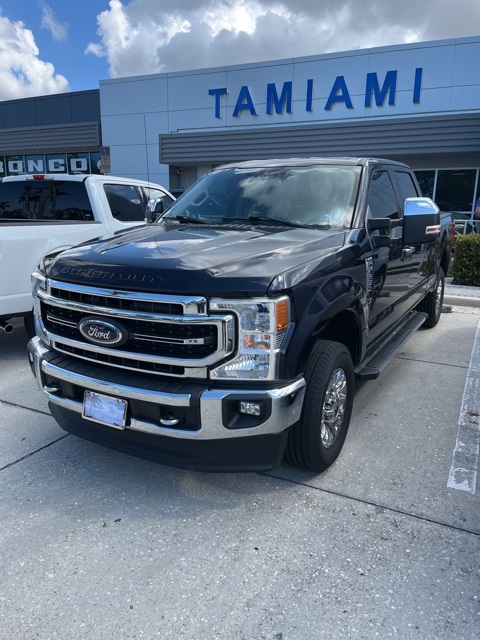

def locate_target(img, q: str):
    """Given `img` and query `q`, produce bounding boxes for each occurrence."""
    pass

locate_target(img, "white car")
[0,173,174,337]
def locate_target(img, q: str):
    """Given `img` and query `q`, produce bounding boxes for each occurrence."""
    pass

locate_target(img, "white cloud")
[86,0,480,79]
[0,15,69,99]
[40,2,68,42]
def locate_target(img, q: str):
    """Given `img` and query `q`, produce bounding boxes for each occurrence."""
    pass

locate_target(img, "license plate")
[82,391,127,429]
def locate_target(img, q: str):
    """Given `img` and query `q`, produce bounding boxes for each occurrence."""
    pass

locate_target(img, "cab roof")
[214,157,410,171]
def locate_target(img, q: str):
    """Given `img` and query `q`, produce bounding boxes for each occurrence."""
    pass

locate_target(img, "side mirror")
[145,198,165,224]
[403,198,440,245]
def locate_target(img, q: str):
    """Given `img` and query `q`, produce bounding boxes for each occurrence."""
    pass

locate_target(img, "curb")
[443,294,479,308]
[444,278,479,308]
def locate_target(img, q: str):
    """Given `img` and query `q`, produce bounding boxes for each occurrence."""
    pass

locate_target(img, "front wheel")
[285,340,354,472]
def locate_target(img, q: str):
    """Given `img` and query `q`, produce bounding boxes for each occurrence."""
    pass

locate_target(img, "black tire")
[417,267,445,329]
[24,312,36,339]
[285,340,355,472]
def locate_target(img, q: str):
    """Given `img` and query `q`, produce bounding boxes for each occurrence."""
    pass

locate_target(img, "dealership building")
[0,35,479,213]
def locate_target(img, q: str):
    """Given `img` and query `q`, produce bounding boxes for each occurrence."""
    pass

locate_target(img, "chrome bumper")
[28,337,305,441]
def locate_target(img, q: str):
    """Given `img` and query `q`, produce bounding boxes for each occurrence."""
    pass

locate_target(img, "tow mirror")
[367,218,392,248]
[403,198,440,245]
[368,218,391,230]
[145,198,165,224]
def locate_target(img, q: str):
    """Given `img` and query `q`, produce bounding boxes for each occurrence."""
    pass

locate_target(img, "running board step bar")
[355,311,427,381]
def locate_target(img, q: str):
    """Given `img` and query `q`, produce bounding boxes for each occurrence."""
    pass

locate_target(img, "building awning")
[159,113,480,166]
[0,121,101,155]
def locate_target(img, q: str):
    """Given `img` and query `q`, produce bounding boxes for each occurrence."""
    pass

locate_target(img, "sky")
[0,0,478,101]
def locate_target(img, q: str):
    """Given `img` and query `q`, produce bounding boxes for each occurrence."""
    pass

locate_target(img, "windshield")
[161,165,360,229]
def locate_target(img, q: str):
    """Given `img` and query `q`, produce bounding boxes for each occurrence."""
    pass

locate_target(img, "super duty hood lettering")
[58,266,170,285]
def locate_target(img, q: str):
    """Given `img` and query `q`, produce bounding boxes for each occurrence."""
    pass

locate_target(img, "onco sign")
[0,151,103,177]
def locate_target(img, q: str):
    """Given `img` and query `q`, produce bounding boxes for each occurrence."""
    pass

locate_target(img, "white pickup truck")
[0,173,175,337]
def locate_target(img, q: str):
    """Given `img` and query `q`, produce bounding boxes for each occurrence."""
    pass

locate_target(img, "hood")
[47,222,345,296]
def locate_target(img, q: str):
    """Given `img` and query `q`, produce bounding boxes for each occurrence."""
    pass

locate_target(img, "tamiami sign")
[209,69,423,118]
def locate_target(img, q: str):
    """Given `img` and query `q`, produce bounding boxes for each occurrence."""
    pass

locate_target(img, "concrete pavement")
[1,304,479,639]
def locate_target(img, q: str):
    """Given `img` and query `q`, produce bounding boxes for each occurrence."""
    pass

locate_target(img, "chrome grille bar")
[47,279,207,314]
[39,281,235,378]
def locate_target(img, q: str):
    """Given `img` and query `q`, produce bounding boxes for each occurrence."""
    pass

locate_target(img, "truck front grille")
[38,280,235,379]
[50,286,184,316]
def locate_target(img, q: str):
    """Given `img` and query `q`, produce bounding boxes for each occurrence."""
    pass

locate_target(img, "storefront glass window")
[90,152,102,174]
[25,154,46,174]
[6,155,25,175]
[414,170,435,198]
[46,153,68,173]
[67,152,90,174]
[435,169,476,212]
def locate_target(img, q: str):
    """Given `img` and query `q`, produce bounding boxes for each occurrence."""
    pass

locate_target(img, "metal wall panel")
[2,100,37,129]
[159,114,480,165]
[34,95,74,126]
[0,122,101,154]
[0,90,100,129]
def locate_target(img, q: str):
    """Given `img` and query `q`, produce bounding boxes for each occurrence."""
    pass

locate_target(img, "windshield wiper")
[163,215,207,224]
[222,216,331,229]
[222,216,301,227]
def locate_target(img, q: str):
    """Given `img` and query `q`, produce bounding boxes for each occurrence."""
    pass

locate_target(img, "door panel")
[366,169,412,344]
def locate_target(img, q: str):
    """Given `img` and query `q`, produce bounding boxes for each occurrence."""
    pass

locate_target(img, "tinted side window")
[367,170,399,219]
[394,171,419,204]
[104,184,144,222]
[0,180,94,222]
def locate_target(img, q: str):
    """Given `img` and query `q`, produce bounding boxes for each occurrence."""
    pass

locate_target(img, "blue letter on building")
[233,86,257,117]
[365,71,397,107]
[325,76,353,111]
[413,68,423,104]
[266,82,293,115]
[209,88,228,118]
[306,79,314,112]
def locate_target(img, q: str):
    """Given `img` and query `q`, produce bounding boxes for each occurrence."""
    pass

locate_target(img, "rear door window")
[0,180,94,222]
[104,184,145,222]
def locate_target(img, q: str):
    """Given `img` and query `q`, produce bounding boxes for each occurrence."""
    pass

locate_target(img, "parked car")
[0,173,174,336]
[28,157,452,472]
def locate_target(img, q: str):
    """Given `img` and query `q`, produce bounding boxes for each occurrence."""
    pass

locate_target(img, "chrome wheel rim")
[435,277,443,317]
[321,368,348,448]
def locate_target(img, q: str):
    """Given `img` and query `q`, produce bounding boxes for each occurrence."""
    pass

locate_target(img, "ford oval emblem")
[78,317,127,347]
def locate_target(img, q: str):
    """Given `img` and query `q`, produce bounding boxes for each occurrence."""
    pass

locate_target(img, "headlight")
[30,251,63,345]
[32,249,64,293]
[38,250,63,274]
[31,269,47,292]
[210,297,290,380]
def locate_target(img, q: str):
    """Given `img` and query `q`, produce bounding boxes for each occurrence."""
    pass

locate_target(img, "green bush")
[451,234,480,286]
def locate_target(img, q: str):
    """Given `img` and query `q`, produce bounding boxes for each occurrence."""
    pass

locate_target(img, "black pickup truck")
[28,157,452,472]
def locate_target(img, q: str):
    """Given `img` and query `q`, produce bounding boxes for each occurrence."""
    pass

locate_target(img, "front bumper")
[28,337,305,471]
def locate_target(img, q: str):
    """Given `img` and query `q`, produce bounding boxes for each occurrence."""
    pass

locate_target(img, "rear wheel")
[417,267,445,328]
[285,340,354,472]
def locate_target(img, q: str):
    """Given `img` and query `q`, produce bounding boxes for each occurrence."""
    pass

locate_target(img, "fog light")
[239,401,262,416]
